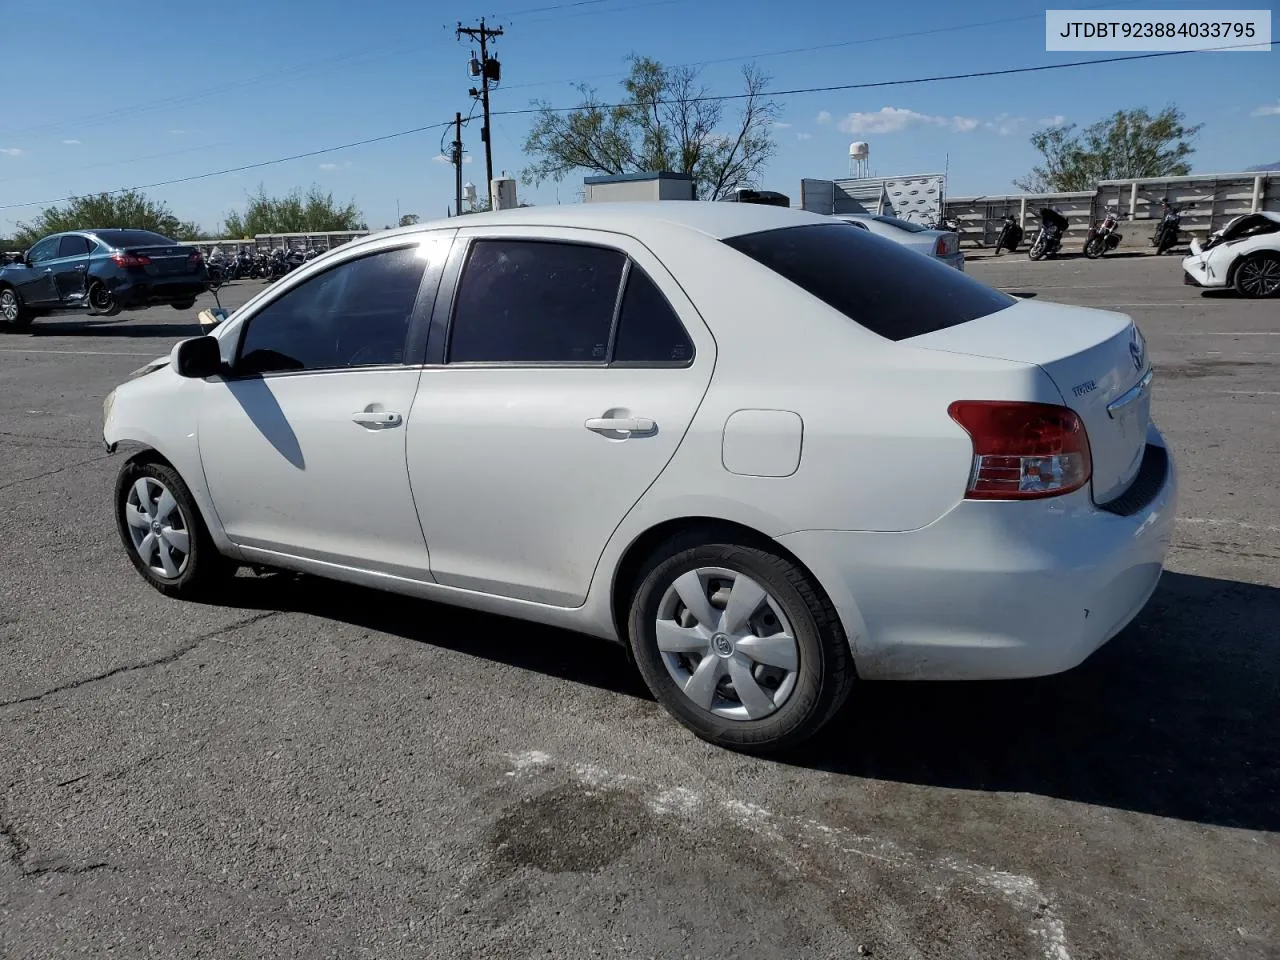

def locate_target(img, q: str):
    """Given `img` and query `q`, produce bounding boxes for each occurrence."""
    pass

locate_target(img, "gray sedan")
[833,214,965,271]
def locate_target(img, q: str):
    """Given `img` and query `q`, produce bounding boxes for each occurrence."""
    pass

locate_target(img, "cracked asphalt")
[1,253,1277,959]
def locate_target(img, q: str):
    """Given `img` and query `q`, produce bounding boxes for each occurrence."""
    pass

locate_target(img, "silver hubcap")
[124,477,191,579]
[1,292,17,321]
[1240,259,1280,296]
[656,567,800,721]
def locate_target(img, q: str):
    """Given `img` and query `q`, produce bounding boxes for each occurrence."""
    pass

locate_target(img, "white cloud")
[62,139,81,145]
[816,110,833,125]
[319,160,352,171]
[170,129,187,135]
[834,106,979,135]
[0,147,23,157]
[984,113,1027,136]
[797,132,813,140]
[1038,115,1066,126]
[772,121,792,129]
[1252,102,1280,117]
[432,153,472,165]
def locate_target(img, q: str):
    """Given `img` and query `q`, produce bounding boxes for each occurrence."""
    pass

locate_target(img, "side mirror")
[173,336,223,379]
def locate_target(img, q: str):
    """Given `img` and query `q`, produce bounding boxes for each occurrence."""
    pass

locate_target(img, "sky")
[1,0,1276,236]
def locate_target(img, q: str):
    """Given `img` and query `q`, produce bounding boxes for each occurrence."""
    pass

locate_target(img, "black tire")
[1029,236,1047,261]
[1084,236,1105,259]
[114,458,236,600]
[170,299,197,311]
[0,287,32,330]
[627,533,854,753]
[1233,253,1280,299]
[87,280,122,317]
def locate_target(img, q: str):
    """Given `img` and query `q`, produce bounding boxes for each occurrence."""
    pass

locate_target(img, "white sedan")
[832,213,965,270]
[1181,211,1280,298]
[103,203,1176,753]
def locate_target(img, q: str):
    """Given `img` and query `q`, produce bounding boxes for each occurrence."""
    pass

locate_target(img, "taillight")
[111,252,151,267]
[948,400,1092,500]
[189,252,203,265]
[935,235,956,256]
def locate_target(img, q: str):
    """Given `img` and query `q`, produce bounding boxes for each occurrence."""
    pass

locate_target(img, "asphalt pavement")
[1,250,1277,960]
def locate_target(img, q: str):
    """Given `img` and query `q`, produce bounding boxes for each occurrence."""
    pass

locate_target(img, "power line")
[2,40,1271,213]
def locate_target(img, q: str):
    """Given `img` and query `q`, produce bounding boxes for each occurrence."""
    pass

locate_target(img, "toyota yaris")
[102,202,1176,752]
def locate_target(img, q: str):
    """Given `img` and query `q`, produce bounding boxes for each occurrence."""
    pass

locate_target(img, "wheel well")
[1226,249,1280,286]
[608,517,825,646]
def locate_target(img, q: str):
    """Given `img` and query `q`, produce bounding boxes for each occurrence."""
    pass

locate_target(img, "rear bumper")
[778,424,1177,681]
[939,251,965,271]
[114,279,209,306]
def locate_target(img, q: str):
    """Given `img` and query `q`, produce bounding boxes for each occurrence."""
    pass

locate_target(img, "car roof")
[397,201,835,241]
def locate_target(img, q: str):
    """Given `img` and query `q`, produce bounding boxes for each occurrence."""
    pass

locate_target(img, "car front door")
[196,232,451,578]
[17,236,61,306]
[404,227,715,607]
[51,234,94,303]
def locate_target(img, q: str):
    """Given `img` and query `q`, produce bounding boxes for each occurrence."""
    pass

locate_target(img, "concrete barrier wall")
[945,172,1276,248]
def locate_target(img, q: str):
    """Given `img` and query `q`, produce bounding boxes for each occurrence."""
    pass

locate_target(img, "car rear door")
[52,234,93,303]
[404,226,715,607]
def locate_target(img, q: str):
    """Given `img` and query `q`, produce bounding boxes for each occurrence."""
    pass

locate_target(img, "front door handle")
[585,416,655,435]
[352,410,403,428]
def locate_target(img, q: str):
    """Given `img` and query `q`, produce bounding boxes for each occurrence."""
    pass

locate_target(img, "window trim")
[438,235,696,370]
[225,241,439,381]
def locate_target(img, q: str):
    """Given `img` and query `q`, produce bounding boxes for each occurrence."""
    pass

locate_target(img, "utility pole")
[452,112,464,217]
[456,17,503,209]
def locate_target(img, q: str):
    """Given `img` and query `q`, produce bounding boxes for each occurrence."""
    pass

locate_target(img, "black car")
[0,229,210,330]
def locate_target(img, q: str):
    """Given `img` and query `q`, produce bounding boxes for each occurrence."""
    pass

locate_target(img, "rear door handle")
[352,410,403,428]
[585,416,655,435]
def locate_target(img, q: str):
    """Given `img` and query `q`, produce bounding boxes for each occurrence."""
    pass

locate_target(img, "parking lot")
[1,250,1277,959]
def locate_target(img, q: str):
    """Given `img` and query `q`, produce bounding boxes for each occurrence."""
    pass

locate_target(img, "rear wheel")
[170,299,197,311]
[627,534,854,753]
[1233,254,1280,299]
[87,280,121,317]
[0,287,32,330]
[115,458,236,599]
[1084,236,1105,259]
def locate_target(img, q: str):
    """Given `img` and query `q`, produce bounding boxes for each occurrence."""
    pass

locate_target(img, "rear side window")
[612,267,694,366]
[448,239,626,363]
[723,223,1015,341]
[57,235,93,257]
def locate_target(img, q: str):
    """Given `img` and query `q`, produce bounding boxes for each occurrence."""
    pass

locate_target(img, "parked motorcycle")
[993,214,1023,255]
[1028,207,1069,260]
[1084,206,1127,258]
[933,213,961,234]
[1150,198,1189,255]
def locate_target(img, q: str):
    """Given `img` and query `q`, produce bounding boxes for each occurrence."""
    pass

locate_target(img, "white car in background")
[833,213,965,270]
[102,202,1174,753]
[1181,211,1280,298]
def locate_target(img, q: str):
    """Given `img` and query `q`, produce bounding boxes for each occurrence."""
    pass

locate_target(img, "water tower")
[849,141,870,178]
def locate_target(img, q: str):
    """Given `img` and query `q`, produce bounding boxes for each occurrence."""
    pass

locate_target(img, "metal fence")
[944,172,1277,248]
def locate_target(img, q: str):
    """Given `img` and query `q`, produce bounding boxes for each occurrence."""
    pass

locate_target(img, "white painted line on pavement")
[1179,517,1280,534]
[1183,332,1280,336]
[0,348,157,357]
[1222,390,1280,396]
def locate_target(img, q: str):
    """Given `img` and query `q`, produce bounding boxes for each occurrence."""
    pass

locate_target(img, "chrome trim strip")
[1107,368,1154,419]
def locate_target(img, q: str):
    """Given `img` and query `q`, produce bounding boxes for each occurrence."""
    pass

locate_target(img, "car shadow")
[207,568,1276,831]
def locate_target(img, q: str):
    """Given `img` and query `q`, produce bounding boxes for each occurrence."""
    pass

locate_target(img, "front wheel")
[115,459,236,599]
[627,535,854,753]
[1233,254,1280,299]
[1029,236,1047,261]
[0,287,32,330]
[1084,236,1105,259]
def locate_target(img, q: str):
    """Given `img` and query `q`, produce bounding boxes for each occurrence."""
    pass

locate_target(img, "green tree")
[398,213,421,227]
[1015,105,1204,193]
[13,189,205,247]
[522,56,780,200]
[222,184,364,237]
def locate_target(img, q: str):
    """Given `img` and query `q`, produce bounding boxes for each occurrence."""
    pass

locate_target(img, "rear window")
[93,229,177,248]
[722,223,1015,341]
[872,215,928,233]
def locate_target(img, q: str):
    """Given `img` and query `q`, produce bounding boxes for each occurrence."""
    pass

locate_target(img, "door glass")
[236,245,428,376]
[57,235,92,258]
[27,237,59,263]
[448,239,625,363]
[611,266,694,366]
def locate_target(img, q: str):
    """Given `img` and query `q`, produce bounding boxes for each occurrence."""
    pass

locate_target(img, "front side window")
[448,239,626,364]
[27,237,59,263]
[236,245,428,376]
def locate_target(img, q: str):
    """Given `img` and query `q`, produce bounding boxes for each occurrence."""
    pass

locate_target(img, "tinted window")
[57,235,92,258]
[27,237,60,263]
[723,224,1015,342]
[449,239,625,364]
[612,267,694,365]
[93,229,177,248]
[872,215,928,233]
[236,245,427,375]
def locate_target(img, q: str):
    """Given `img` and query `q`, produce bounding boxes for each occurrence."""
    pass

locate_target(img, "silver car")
[833,214,965,271]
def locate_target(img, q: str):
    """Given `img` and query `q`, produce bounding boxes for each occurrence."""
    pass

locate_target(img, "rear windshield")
[872,215,928,233]
[93,229,178,248]
[722,223,1015,341]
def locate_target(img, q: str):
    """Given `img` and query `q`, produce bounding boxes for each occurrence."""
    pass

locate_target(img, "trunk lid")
[906,299,1153,503]
[127,244,202,276]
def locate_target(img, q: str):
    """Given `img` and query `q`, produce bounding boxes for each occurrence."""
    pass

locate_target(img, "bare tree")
[522,56,781,200]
